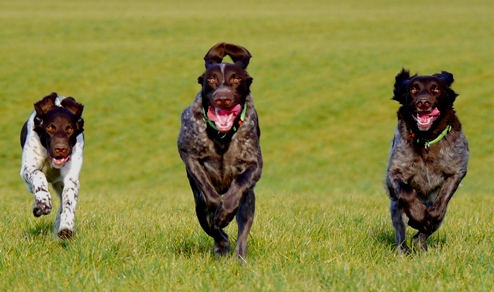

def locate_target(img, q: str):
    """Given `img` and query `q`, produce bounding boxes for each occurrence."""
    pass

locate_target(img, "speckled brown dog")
[385,69,468,254]
[178,43,262,260]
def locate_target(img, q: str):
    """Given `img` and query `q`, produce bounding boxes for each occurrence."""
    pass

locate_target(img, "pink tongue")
[430,108,440,116]
[418,108,440,122]
[207,104,242,132]
[52,156,69,167]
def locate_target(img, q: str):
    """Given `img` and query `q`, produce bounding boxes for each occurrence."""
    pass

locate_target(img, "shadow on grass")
[426,232,448,250]
[375,226,448,255]
[24,219,73,247]
[26,219,53,237]
[169,232,216,258]
[375,228,396,252]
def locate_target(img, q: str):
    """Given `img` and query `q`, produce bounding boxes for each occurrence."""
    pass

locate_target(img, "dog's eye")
[410,87,419,94]
[66,126,74,135]
[207,77,216,84]
[431,86,440,94]
[233,77,241,84]
[46,124,56,133]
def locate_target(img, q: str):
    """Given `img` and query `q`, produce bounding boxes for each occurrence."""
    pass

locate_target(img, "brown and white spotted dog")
[178,43,262,260]
[20,92,84,239]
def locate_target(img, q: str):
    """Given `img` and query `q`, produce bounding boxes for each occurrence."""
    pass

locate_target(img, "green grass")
[1,0,494,290]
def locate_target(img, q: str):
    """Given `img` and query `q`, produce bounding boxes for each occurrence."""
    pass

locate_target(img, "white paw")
[33,192,52,217]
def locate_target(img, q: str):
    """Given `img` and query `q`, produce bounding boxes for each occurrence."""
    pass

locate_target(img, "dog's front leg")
[394,182,433,234]
[55,177,79,239]
[215,163,261,228]
[56,138,83,239]
[426,173,466,233]
[183,157,222,209]
[21,165,53,217]
[21,132,53,216]
[390,199,409,254]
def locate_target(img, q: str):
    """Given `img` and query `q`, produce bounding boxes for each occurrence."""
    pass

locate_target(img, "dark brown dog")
[178,43,262,260]
[20,92,84,239]
[385,69,468,254]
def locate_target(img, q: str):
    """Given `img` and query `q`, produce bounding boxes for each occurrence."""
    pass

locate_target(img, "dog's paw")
[214,201,237,228]
[214,239,230,257]
[407,215,434,235]
[397,244,411,256]
[33,194,52,217]
[57,219,75,240]
[427,207,446,226]
[57,229,73,240]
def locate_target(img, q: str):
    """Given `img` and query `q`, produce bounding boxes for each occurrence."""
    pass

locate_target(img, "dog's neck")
[399,107,459,150]
[410,125,452,150]
[206,127,234,155]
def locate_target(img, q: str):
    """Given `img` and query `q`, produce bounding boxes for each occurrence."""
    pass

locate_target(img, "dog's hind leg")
[390,200,409,254]
[235,188,255,261]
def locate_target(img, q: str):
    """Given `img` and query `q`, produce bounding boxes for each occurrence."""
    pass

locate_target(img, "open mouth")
[413,107,440,131]
[207,103,242,132]
[51,156,70,168]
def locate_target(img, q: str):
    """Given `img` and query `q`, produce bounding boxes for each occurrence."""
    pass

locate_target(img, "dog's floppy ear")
[75,117,85,133]
[433,71,454,86]
[34,92,57,115]
[204,42,252,69]
[61,97,85,133]
[246,74,254,87]
[61,97,84,117]
[434,71,459,104]
[33,92,58,127]
[198,74,205,85]
[392,68,415,104]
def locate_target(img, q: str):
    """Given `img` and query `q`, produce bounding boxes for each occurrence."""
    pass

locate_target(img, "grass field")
[1,0,493,290]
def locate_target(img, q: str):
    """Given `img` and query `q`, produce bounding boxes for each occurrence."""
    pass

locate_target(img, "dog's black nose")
[214,97,232,107]
[416,98,431,111]
[54,145,68,156]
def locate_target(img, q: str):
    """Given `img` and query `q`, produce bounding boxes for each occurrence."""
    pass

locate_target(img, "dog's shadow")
[375,229,397,250]
[24,219,72,248]
[25,219,53,238]
[168,232,215,258]
[375,227,448,255]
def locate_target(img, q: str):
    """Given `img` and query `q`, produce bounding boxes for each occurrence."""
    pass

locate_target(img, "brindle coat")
[178,43,262,259]
[385,69,468,254]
